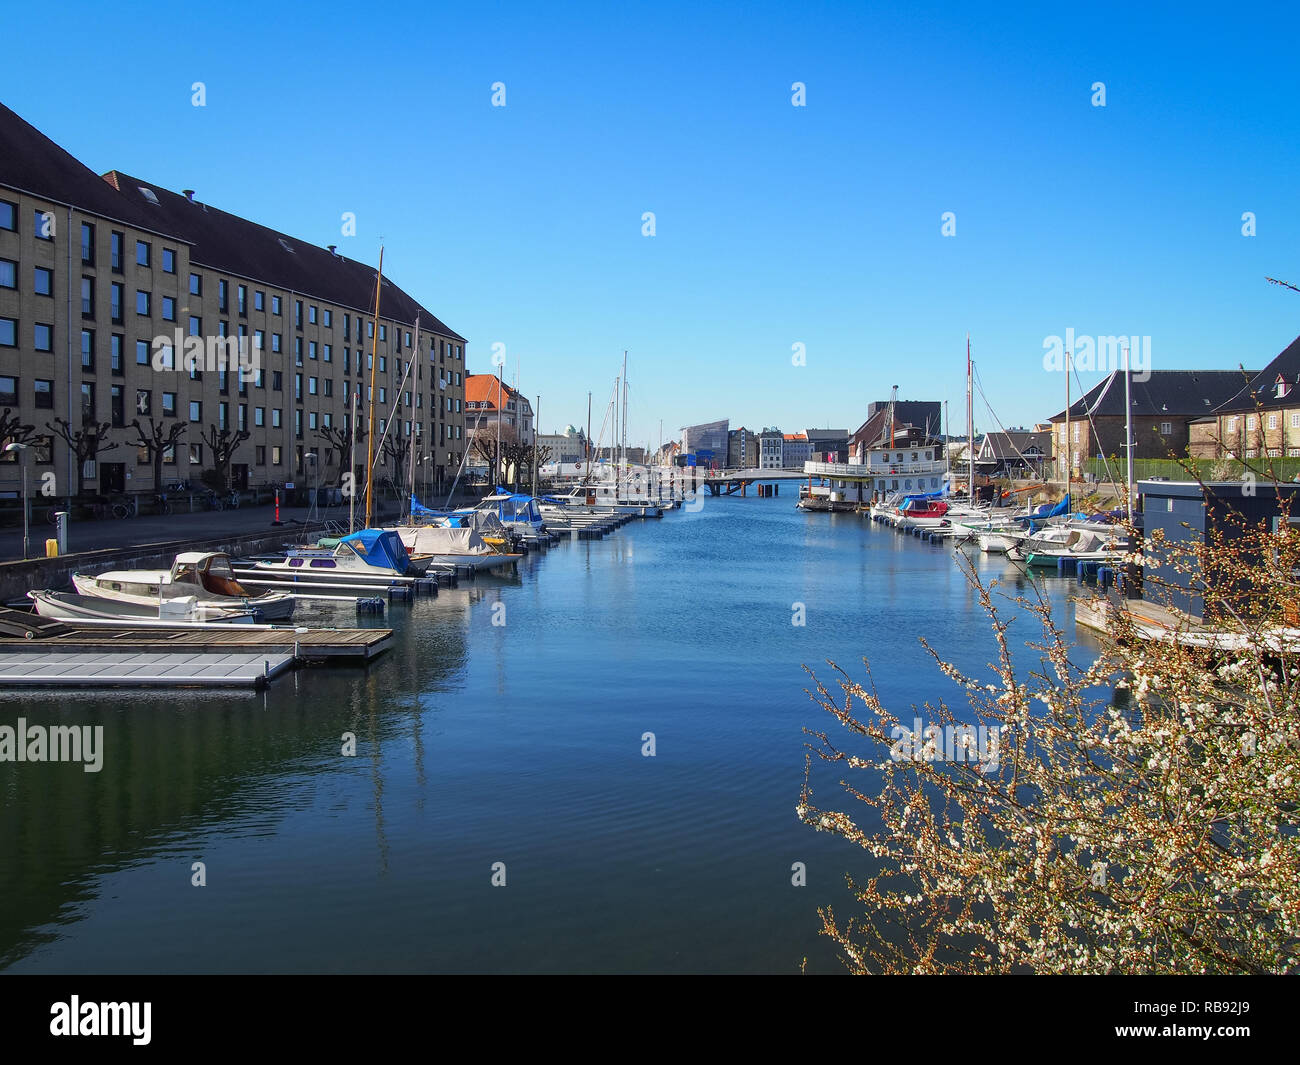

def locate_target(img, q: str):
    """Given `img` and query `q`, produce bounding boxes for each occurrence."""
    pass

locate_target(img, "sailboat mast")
[1124,343,1133,520]
[364,246,384,529]
[407,317,420,517]
[621,352,629,498]
[1064,349,1071,496]
[585,390,592,486]
[944,399,950,479]
[348,389,358,533]
[966,335,974,501]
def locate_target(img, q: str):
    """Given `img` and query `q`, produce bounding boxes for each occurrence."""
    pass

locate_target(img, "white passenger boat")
[72,552,296,621]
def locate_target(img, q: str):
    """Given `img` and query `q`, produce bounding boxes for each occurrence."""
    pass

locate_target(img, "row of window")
[2,373,464,444]
[2,306,465,390]
[0,436,459,470]
[1226,413,1298,431]
[0,205,174,274]
[2,204,463,358]
[3,318,460,391]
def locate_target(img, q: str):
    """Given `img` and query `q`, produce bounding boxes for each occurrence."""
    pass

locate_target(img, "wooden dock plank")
[0,624,392,660]
[0,650,297,688]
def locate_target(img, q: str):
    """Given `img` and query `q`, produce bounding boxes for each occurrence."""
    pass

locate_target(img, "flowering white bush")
[800,504,1299,974]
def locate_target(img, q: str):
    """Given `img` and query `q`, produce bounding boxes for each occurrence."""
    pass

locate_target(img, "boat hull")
[71,573,296,620]
[29,590,259,625]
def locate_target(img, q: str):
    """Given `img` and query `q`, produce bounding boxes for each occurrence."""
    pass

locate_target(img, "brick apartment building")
[0,101,466,502]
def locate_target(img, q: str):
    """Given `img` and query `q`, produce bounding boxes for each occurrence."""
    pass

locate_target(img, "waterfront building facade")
[681,419,728,467]
[781,432,810,467]
[0,103,466,501]
[807,420,947,500]
[726,426,758,468]
[758,428,783,469]
[976,428,1052,478]
[464,375,535,445]
[1198,336,1300,460]
[1046,369,1248,479]
[804,428,850,463]
[537,426,587,464]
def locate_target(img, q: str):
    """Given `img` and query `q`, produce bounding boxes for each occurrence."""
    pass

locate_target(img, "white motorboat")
[248,529,415,580]
[547,482,664,515]
[29,589,260,625]
[391,523,521,572]
[1008,523,1129,566]
[72,552,296,621]
[976,529,1023,554]
[458,493,549,537]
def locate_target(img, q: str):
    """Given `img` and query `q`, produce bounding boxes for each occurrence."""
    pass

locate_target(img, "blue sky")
[5,0,1299,448]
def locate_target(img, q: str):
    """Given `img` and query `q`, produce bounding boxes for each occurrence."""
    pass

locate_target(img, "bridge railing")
[804,460,949,479]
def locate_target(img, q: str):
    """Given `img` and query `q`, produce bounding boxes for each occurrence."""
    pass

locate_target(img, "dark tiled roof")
[850,409,891,447]
[104,172,463,339]
[1211,335,1300,413]
[0,101,172,236]
[981,430,1052,460]
[850,410,936,449]
[1050,370,1253,421]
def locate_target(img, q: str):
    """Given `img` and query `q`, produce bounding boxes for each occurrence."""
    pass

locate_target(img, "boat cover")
[339,529,412,572]
[395,525,490,556]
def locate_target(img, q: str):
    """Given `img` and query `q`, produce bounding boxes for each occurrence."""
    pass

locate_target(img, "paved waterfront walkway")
[0,496,478,562]
[0,501,334,561]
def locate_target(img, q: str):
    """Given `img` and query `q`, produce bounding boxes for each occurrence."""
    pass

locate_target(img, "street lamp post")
[5,442,30,559]
[305,452,319,525]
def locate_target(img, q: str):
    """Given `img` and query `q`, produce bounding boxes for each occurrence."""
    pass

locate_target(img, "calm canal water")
[0,493,1100,973]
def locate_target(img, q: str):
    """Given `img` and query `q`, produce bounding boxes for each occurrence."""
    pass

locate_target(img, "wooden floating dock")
[0,608,392,665]
[0,650,296,690]
[1075,596,1300,654]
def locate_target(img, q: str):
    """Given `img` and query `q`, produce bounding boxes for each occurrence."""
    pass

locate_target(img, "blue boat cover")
[340,529,412,572]
[409,494,440,518]
[506,494,543,523]
[899,489,944,509]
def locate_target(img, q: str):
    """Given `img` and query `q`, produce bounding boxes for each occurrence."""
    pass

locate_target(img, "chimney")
[182,189,195,202]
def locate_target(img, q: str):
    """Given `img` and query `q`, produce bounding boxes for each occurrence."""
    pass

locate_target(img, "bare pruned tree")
[130,418,187,494]
[200,424,250,491]
[0,407,36,451]
[315,420,366,486]
[46,417,116,499]
[470,422,518,488]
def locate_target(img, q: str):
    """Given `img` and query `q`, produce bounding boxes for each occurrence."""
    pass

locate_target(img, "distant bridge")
[682,466,812,497]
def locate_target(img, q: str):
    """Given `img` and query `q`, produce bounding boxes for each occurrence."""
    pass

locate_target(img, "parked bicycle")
[155,493,173,516]
[204,491,225,512]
